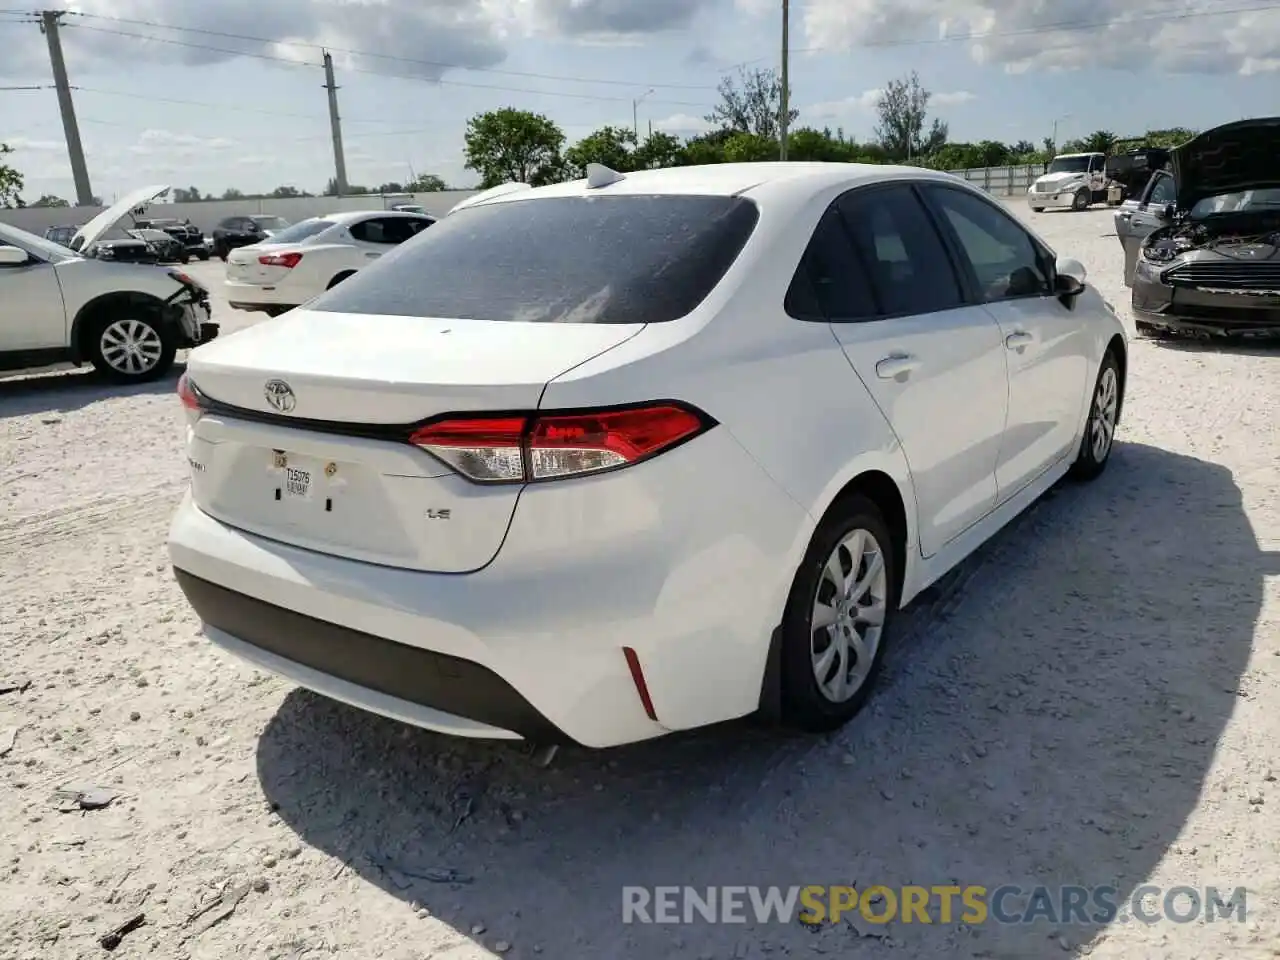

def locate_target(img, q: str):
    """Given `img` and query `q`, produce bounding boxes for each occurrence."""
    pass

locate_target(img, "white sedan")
[223,209,436,317]
[169,161,1127,750]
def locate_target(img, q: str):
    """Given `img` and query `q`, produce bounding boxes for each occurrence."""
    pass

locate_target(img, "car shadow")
[0,363,185,420]
[255,441,1274,958]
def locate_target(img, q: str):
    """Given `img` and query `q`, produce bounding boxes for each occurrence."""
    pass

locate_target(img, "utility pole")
[779,0,790,161]
[633,88,654,140]
[322,50,348,196]
[40,10,93,206]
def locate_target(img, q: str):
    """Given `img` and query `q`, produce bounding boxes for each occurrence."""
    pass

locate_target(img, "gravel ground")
[2,204,1279,960]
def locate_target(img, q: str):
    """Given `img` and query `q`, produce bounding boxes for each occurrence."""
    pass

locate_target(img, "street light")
[1051,113,1072,155]
[633,88,655,139]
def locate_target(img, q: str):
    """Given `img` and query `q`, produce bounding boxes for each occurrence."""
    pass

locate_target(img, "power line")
[66,10,718,91]
[67,85,443,127]
[63,23,713,107]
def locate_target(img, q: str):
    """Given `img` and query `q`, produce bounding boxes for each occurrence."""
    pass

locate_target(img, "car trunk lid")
[184,308,644,572]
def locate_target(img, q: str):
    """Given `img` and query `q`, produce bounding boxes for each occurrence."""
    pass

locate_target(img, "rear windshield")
[310,194,760,323]
[266,219,333,244]
[253,215,290,229]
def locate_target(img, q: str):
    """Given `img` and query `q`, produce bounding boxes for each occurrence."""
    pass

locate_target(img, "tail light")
[176,372,204,411]
[259,252,303,268]
[408,402,714,484]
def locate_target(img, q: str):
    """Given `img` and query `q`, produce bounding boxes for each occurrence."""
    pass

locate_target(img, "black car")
[83,235,159,264]
[129,227,188,263]
[211,214,291,260]
[1104,141,1172,203]
[135,217,209,260]
[1119,116,1280,339]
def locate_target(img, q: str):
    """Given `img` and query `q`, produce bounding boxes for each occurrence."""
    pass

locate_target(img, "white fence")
[0,190,482,238]
[947,164,1051,196]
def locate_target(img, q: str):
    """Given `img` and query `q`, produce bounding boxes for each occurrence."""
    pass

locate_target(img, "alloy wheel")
[1090,365,1119,462]
[99,319,163,377]
[810,528,889,703]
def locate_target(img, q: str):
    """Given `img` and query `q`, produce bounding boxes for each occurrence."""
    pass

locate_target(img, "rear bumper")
[166,421,807,747]
[174,568,568,742]
[224,278,304,310]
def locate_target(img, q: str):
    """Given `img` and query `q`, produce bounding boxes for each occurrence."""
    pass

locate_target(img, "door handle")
[1005,331,1035,350]
[875,353,921,380]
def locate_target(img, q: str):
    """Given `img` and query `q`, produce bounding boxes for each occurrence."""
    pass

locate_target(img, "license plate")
[284,466,312,499]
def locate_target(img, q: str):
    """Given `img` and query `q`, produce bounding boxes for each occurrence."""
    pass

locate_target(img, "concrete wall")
[0,190,481,238]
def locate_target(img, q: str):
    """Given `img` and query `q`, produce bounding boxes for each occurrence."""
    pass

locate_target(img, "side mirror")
[1055,256,1087,299]
[0,245,29,265]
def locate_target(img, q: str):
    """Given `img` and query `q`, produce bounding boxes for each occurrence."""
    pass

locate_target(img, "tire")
[197,250,210,262]
[1069,351,1121,482]
[326,270,356,290]
[1072,189,1091,211]
[87,309,176,384]
[779,493,897,732]
[179,252,190,265]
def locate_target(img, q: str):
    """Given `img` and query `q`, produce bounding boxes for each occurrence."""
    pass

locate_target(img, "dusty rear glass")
[264,219,334,244]
[310,194,761,324]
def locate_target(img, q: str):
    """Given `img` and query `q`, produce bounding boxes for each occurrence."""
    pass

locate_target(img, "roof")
[468,161,967,208]
[320,209,434,222]
[1055,152,1105,158]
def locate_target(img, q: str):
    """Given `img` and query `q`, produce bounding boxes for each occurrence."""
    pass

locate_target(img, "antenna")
[585,163,626,189]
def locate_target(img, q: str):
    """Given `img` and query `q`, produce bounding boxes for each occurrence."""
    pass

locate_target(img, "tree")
[221,188,245,200]
[1080,130,1118,154]
[270,185,306,198]
[406,173,446,192]
[0,142,23,209]
[632,131,684,170]
[172,186,205,203]
[705,66,797,141]
[31,194,69,208]
[464,108,566,188]
[873,71,948,162]
[564,126,637,177]
[375,182,405,194]
[721,132,779,163]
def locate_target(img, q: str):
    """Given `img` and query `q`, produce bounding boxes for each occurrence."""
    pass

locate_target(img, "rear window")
[266,219,333,244]
[310,195,760,323]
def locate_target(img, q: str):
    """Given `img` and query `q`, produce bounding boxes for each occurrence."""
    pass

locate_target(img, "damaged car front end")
[1131,117,1280,339]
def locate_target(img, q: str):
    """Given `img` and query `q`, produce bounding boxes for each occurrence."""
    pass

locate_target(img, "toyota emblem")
[264,379,296,413]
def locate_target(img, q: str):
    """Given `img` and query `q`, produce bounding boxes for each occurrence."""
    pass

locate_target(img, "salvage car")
[0,186,217,382]
[223,210,435,317]
[135,217,208,261]
[1124,117,1280,339]
[169,161,1127,750]
[44,224,81,248]
[128,227,189,263]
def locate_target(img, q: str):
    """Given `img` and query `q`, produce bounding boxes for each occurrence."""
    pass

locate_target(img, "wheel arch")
[326,269,357,290]
[1106,333,1128,425]
[756,464,916,722]
[69,291,169,363]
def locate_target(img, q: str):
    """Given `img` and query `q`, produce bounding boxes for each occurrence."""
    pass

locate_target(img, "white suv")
[1,197,215,383]
[169,162,1127,750]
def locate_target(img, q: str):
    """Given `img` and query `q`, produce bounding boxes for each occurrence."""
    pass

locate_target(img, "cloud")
[800,0,1280,74]
[2,1,511,80]
[6,136,65,153]
[518,0,721,37]
[932,90,976,106]
[652,112,713,135]
[804,89,883,121]
[129,129,236,157]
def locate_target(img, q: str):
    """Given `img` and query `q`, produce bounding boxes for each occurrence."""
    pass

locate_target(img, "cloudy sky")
[2,0,1279,202]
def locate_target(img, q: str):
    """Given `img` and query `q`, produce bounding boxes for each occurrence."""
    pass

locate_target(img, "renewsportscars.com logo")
[621,885,1248,926]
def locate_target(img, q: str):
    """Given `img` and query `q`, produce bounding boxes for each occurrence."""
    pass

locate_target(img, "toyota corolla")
[168,162,1127,750]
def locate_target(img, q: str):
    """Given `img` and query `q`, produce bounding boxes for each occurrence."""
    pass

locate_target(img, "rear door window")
[312,195,760,323]
[836,186,965,316]
[785,208,878,321]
